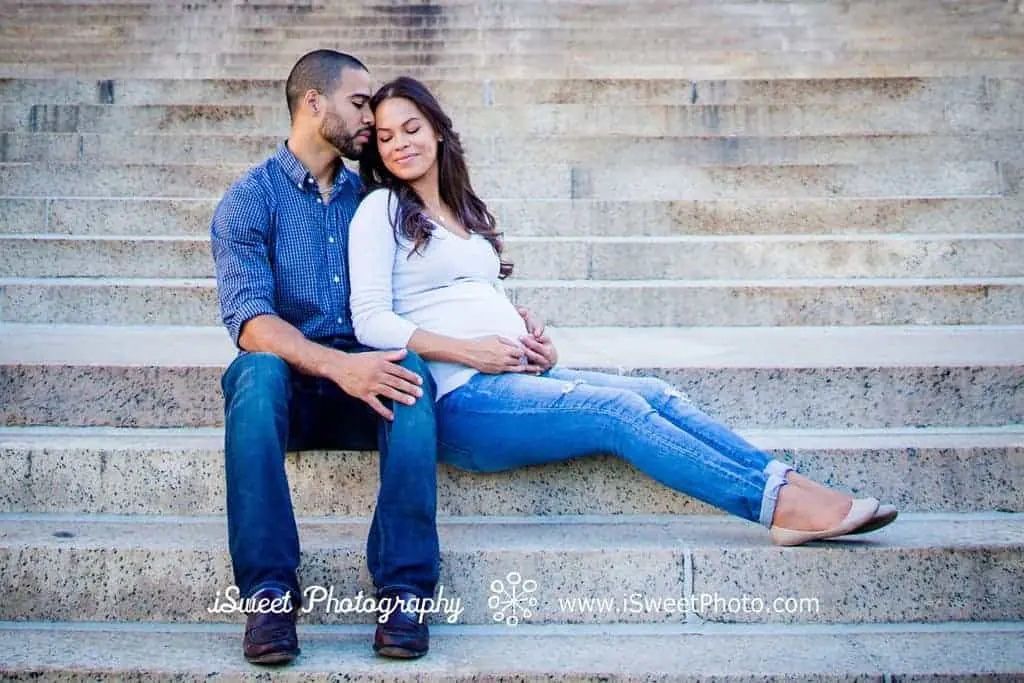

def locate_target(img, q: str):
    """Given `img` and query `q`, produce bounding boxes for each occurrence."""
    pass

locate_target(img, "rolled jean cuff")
[758,460,794,527]
[764,459,794,479]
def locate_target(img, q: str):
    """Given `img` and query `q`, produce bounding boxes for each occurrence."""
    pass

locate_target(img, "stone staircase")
[1,0,1023,678]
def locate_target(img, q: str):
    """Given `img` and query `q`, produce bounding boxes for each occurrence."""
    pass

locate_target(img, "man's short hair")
[285,50,368,119]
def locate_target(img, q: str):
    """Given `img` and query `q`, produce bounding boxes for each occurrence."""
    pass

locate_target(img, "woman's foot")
[770,474,854,532]
[770,497,880,547]
[784,471,898,535]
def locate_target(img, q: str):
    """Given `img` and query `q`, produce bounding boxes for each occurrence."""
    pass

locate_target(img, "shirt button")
[328,236,335,243]
[316,197,322,204]
[337,317,343,324]
[333,275,340,283]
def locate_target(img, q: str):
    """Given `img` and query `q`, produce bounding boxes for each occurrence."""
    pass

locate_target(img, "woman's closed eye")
[378,127,420,143]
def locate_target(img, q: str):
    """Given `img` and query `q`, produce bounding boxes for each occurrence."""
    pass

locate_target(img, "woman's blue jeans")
[221,339,440,604]
[437,367,793,526]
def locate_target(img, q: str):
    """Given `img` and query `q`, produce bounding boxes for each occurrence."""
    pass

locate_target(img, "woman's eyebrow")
[375,116,421,134]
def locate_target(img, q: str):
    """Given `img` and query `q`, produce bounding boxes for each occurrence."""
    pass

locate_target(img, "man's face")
[317,67,374,160]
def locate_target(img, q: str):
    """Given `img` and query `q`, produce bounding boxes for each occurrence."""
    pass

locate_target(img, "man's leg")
[222,350,318,664]
[222,351,303,601]
[365,350,440,600]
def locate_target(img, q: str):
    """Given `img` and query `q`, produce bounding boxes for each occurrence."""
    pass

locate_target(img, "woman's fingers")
[522,345,548,365]
[521,336,555,365]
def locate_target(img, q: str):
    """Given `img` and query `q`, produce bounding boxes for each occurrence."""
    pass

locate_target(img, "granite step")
[1,425,1020,516]
[3,620,1024,681]
[3,44,1023,67]
[6,61,1024,81]
[3,275,1021,327]
[4,101,1022,137]
[3,52,1024,77]
[7,132,1024,166]
[1,76,1020,108]
[0,511,1021,624]
[1,6,1018,26]
[6,31,1024,54]
[4,233,1023,280]
[0,161,1008,200]
[2,324,1020,429]
[5,196,1022,237]
[1,7,1015,24]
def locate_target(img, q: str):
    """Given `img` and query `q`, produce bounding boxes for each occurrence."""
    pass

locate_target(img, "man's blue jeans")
[437,367,792,526]
[221,338,440,604]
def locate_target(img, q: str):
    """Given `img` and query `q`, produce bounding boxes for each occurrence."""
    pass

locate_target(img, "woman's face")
[374,96,440,183]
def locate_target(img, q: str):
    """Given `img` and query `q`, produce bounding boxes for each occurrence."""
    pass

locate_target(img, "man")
[210,49,549,664]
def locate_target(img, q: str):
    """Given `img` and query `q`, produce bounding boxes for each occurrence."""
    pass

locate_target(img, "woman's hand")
[464,335,537,374]
[515,305,545,338]
[520,334,558,373]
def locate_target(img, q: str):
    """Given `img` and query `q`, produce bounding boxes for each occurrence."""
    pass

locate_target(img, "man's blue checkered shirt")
[210,140,363,347]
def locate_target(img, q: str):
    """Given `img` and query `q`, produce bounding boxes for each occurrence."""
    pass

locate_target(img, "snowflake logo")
[487,571,538,626]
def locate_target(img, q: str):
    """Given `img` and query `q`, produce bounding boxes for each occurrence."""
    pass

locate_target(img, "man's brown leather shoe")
[373,590,429,658]
[243,587,300,665]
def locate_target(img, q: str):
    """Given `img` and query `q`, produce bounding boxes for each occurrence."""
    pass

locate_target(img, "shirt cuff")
[228,299,277,348]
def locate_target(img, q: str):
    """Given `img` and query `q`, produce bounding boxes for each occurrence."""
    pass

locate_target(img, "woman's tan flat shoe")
[847,503,898,535]
[770,497,880,547]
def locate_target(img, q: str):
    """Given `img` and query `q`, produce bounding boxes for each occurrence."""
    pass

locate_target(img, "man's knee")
[222,351,292,402]
[396,350,436,398]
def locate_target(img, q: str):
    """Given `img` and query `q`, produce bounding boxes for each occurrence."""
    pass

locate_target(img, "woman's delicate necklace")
[425,206,453,228]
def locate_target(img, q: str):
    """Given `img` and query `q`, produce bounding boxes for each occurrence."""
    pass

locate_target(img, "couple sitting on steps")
[210,49,899,666]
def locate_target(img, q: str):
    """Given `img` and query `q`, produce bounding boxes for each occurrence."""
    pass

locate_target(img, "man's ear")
[305,89,319,114]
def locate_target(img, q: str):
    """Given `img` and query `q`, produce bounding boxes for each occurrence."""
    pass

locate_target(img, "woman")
[348,76,898,545]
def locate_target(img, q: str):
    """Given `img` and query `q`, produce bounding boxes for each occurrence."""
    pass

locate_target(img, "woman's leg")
[436,372,788,527]
[542,368,791,479]
[539,368,855,531]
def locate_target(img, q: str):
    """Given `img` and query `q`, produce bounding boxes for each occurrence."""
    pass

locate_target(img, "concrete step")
[6,60,1024,81]
[5,101,1023,137]
[4,234,1023,280]
[0,6,1015,25]
[1,324,1020,429]
[3,620,1024,681]
[7,131,1024,167]
[1,76,1020,107]
[1,425,1020,515]
[4,21,1020,43]
[0,161,1007,200]
[2,275,1021,327]
[3,51,1024,77]
[3,45,1023,68]
[0,511,1021,624]
[5,196,1022,238]
[1,5,1018,26]
[6,31,1024,55]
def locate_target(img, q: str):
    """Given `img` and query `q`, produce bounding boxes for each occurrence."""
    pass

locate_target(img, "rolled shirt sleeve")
[210,181,278,347]
[348,189,419,349]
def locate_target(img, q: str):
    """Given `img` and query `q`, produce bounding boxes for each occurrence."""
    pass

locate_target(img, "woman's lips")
[394,153,419,165]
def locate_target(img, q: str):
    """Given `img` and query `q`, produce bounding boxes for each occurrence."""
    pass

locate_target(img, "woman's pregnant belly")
[397,280,529,345]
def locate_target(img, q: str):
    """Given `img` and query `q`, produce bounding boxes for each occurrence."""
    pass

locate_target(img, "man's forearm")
[237,314,338,378]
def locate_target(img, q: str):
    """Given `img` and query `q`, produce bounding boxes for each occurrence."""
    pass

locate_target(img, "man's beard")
[320,111,368,160]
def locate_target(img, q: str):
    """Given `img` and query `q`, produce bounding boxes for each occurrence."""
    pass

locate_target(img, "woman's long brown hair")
[359,76,513,278]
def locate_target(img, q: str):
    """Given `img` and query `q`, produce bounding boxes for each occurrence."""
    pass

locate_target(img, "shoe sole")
[847,507,899,535]
[244,648,300,665]
[375,645,428,659]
